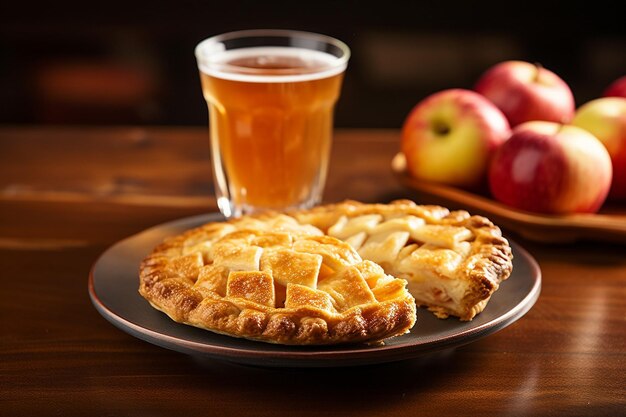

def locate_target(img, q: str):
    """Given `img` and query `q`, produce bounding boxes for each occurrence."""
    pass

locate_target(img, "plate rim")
[88,213,542,367]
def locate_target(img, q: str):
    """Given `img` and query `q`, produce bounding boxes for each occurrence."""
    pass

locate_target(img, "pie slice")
[293,200,513,321]
[139,214,416,345]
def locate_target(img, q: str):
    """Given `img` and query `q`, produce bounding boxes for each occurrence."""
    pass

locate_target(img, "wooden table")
[1,127,624,416]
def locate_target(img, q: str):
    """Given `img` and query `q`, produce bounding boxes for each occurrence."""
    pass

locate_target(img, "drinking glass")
[195,29,350,217]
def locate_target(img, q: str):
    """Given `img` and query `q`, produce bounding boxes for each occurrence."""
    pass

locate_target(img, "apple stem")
[431,120,451,136]
[533,62,544,83]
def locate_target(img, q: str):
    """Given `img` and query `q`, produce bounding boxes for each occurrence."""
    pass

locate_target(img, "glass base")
[216,196,321,218]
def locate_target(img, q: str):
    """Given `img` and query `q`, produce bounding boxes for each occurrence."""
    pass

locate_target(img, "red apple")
[475,61,575,127]
[401,89,511,189]
[489,121,612,214]
[573,97,626,200]
[603,76,626,98]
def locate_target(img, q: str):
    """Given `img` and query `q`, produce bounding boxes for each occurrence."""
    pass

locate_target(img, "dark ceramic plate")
[89,213,541,367]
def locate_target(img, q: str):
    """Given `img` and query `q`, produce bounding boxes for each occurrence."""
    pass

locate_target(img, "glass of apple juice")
[195,29,350,217]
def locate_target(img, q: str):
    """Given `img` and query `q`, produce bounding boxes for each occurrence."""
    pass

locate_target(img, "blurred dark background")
[1,0,624,128]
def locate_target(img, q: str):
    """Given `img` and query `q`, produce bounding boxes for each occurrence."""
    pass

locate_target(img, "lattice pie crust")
[139,200,513,345]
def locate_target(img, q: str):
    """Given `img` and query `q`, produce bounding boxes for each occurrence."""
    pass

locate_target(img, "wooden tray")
[391,153,626,244]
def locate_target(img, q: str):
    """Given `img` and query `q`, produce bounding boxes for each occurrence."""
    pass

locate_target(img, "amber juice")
[199,46,345,216]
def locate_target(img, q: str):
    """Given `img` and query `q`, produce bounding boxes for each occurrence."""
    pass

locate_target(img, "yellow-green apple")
[489,121,612,214]
[603,76,626,98]
[475,61,575,127]
[401,88,511,189]
[572,97,626,200]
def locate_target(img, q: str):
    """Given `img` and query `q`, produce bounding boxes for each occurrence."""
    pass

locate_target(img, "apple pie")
[293,200,513,321]
[139,200,513,345]
[139,213,417,345]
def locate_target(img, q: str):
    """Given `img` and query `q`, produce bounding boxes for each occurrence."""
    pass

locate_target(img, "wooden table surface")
[1,126,624,416]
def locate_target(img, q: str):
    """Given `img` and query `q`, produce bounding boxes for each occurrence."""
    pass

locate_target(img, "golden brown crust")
[139,217,416,345]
